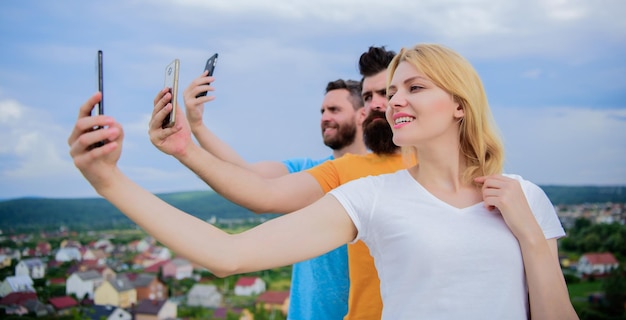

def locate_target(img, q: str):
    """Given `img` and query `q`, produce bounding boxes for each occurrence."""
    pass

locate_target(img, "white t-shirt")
[330,170,565,320]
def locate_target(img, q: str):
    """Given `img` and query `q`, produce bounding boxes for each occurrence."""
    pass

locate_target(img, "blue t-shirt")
[282,156,349,320]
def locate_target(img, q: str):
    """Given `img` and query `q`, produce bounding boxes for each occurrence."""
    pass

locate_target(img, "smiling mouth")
[394,116,414,125]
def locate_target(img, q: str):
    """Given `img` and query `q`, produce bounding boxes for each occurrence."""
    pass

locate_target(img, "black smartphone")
[195,53,218,98]
[95,50,104,117]
[162,59,180,129]
[89,50,106,149]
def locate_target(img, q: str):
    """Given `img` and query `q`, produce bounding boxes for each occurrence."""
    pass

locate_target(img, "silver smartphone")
[162,59,180,128]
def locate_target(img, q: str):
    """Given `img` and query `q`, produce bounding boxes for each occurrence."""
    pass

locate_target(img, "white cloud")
[0,99,75,179]
[0,100,22,124]
[542,0,586,21]
[155,0,625,62]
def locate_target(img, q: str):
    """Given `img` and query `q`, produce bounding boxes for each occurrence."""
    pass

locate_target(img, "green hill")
[0,186,624,232]
[540,185,626,205]
[0,190,276,232]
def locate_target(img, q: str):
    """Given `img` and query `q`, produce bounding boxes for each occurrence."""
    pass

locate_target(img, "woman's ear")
[453,103,465,119]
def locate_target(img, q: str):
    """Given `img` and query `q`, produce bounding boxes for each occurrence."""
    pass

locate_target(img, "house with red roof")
[143,259,169,274]
[256,291,290,316]
[0,282,33,315]
[124,273,168,301]
[21,247,37,258]
[35,242,52,256]
[234,276,266,296]
[48,296,78,316]
[162,257,193,280]
[47,277,67,286]
[577,252,620,278]
[0,291,38,309]
[0,275,35,297]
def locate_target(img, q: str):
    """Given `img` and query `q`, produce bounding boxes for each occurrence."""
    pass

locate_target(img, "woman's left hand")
[474,175,539,241]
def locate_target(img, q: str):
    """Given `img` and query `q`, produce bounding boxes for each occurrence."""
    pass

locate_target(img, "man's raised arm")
[182,72,290,179]
[149,88,324,213]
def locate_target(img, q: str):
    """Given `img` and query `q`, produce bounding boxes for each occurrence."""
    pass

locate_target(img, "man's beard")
[362,110,399,155]
[322,121,357,150]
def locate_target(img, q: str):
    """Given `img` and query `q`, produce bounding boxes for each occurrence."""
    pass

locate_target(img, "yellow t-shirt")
[306,153,407,320]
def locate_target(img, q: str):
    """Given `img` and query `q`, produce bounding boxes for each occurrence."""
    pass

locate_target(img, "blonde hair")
[387,44,504,184]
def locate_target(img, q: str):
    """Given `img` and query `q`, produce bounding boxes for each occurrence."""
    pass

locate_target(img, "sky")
[0,0,625,200]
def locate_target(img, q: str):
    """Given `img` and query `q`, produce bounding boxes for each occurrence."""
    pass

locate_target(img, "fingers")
[476,175,525,212]
[150,89,175,133]
[152,88,171,117]
[182,72,206,97]
[148,114,183,146]
[475,175,505,209]
[149,102,172,131]
[69,125,121,163]
[153,87,169,107]
[474,174,509,185]
[184,73,216,100]
[77,92,102,119]
[68,93,114,147]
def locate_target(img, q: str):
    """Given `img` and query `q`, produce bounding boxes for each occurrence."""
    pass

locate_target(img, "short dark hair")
[358,46,396,77]
[325,79,363,110]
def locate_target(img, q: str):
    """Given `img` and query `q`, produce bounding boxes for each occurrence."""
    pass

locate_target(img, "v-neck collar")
[400,170,485,211]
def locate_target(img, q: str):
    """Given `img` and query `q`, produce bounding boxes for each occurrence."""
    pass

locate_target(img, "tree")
[603,266,626,317]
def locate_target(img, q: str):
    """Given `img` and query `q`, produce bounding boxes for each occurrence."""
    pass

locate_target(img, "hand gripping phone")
[162,59,180,128]
[195,53,218,98]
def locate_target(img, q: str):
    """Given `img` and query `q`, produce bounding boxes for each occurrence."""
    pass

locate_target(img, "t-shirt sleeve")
[306,159,341,193]
[282,156,332,173]
[329,176,378,243]
[511,175,566,240]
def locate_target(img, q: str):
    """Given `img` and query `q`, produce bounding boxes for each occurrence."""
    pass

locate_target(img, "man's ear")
[357,108,367,126]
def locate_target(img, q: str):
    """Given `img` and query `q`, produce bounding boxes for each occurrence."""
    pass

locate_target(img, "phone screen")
[162,59,180,128]
[196,53,218,98]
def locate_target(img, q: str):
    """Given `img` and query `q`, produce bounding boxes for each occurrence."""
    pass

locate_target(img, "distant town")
[0,201,624,319]
[0,222,289,319]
